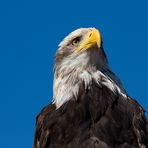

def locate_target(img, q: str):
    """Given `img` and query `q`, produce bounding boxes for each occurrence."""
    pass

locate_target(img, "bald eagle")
[34,28,148,148]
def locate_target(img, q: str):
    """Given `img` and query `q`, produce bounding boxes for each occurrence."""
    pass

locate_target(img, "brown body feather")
[34,81,148,148]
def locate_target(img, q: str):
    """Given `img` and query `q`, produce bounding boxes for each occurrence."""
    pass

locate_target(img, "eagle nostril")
[89,33,92,38]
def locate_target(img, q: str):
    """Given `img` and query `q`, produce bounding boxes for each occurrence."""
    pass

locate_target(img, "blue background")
[0,0,148,147]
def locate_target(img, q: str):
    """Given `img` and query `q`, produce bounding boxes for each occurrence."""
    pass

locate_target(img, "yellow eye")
[71,37,81,45]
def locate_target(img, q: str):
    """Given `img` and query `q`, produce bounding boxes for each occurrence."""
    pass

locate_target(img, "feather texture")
[34,28,148,148]
[34,81,148,148]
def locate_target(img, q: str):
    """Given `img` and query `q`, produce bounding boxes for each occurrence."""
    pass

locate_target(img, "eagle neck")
[53,50,127,108]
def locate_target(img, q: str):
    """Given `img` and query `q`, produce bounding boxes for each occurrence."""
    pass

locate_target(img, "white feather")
[53,67,127,108]
[59,28,95,47]
[53,28,127,108]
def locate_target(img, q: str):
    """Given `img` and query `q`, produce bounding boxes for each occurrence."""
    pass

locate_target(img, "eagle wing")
[34,104,56,148]
[34,83,148,148]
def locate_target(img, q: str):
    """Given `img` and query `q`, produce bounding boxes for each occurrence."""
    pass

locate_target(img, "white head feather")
[53,28,127,108]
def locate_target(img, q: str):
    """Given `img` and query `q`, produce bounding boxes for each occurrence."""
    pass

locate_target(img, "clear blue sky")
[0,0,148,147]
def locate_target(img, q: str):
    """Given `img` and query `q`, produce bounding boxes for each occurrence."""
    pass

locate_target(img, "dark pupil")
[72,37,81,45]
[74,40,78,43]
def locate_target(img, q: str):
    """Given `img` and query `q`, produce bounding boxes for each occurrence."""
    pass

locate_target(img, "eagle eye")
[71,37,81,46]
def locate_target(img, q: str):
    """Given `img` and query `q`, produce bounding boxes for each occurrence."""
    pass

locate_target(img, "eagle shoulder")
[34,104,56,148]
[34,83,148,148]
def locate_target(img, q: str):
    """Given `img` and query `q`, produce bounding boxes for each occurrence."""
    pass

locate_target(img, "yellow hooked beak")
[76,28,101,53]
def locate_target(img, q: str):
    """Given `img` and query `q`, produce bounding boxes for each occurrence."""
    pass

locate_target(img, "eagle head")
[54,28,108,77]
[53,28,124,108]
